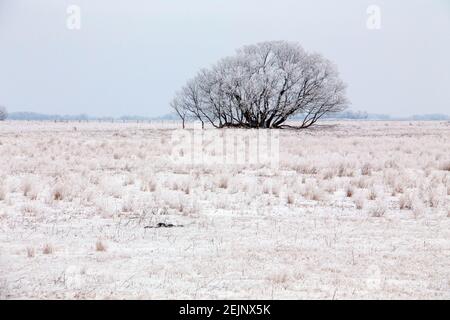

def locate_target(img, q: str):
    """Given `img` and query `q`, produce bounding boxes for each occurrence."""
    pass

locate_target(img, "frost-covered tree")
[0,106,7,121]
[172,41,349,129]
[171,96,188,129]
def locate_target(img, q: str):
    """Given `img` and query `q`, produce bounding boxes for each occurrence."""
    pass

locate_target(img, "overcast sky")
[0,0,449,117]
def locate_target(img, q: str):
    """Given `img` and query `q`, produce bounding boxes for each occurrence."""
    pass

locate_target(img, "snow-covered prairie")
[0,120,449,299]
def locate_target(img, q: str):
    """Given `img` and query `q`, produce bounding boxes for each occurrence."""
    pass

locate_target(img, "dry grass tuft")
[354,196,365,210]
[439,161,450,171]
[52,185,65,201]
[217,176,228,189]
[370,201,387,217]
[27,247,35,258]
[42,244,53,255]
[399,194,413,210]
[21,180,32,197]
[346,185,354,198]
[286,193,295,205]
[368,188,377,200]
[361,163,372,176]
[303,183,325,201]
[96,240,107,252]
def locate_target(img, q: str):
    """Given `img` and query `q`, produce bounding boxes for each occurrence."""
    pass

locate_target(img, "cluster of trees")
[171,41,348,129]
[0,106,7,121]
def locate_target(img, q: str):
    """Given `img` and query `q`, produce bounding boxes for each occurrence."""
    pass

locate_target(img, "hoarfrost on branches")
[172,41,349,128]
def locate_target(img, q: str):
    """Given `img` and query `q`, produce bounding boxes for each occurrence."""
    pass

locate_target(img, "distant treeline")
[7,112,178,121]
[5,111,450,121]
[309,111,450,121]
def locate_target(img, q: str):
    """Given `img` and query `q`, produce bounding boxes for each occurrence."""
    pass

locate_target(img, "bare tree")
[0,106,7,121]
[171,41,349,128]
[170,95,188,129]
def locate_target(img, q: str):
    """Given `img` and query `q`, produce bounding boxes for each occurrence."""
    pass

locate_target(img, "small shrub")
[354,196,365,210]
[42,244,53,255]
[346,185,354,198]
[439,161,450,171]
[392,183,404,196]
[370,201,387,217]
[355,177,368,189]
[361,163,372,176]
[303,183,324,201]
[217,176,228,189]
[368,188,377,200]
[337,164,353,177]
[52,185,65,201]
[323,181,337,193]
[322,169,335,180]
[427,193,440,208]
[181,202,200,216]
[142,180,157,192]
[412,200,425,218]
[0,187,5,201]
[121,199,134,212]
[337,164,345,177]
[399,194,413,210]
[287,193,295,205]
[262,182,271,194]
[272,184,281,197]
[21,204,36,214]
[182,184,190,195]
[96,240,107,252]
[123,175,135,186]
[21,180,32,197]
[27,247,35,258]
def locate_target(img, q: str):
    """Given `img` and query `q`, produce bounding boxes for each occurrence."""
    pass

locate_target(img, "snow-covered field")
[1,120,449,299]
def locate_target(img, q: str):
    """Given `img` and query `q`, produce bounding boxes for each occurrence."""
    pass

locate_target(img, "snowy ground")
[0,120,449,299]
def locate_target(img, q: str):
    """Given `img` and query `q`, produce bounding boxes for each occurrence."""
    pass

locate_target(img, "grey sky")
[0,0,449,117]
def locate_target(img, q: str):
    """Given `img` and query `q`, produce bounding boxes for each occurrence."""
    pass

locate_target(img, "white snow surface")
[0,120,449,299]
